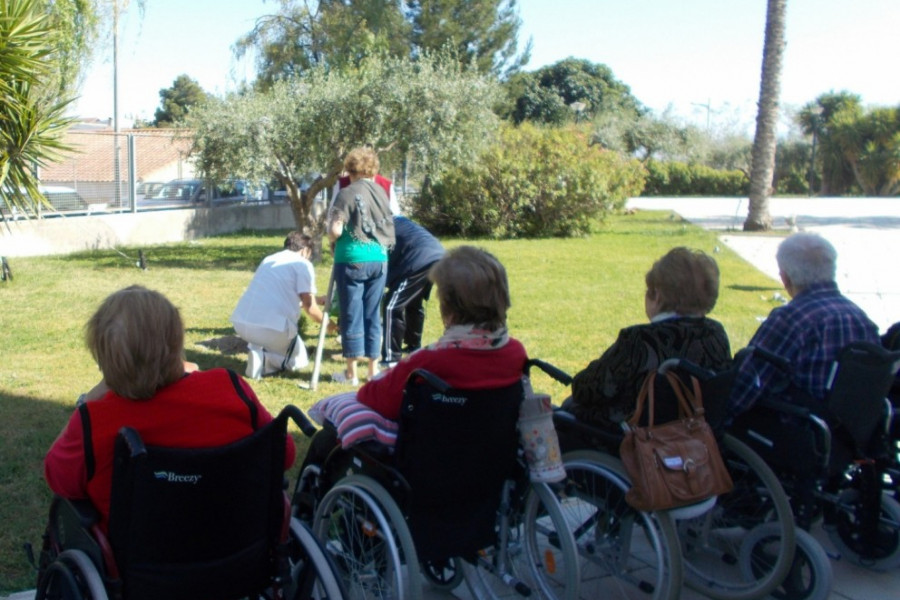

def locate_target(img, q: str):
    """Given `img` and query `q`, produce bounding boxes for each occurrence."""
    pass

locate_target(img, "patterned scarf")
[428,324,509,351]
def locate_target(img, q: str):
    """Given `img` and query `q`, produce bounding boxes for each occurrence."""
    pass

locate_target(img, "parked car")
[39,186,89,212]
[139,179,260,209]
[135,181,165,203]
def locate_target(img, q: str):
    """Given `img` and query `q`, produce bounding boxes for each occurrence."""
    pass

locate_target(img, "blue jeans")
[335,261,387,359]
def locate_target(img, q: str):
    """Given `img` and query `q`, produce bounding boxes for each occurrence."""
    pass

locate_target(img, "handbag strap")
[663,371,705,418]
[628,370,705,429]
[627,371,656,428]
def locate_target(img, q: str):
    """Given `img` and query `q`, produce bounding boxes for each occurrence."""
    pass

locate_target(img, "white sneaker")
[332,371,359,386]
[246,344,264,379]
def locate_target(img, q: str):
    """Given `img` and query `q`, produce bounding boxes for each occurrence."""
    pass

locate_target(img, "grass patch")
[0,210,781,592]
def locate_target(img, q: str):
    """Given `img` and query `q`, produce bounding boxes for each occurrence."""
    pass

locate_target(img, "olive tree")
[188,52,501,241]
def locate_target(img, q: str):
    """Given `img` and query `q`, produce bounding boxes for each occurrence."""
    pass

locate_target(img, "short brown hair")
[343,147,380,178]
[85,285,186,400]
[429,246,511,330]
[284,231,312,251]
[645,247,720,315]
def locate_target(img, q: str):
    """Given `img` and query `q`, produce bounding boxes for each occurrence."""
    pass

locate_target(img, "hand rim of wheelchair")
[36,549,110,600]
[675,433,797,600]
[312,473,424,600]
[560,449,683,600]
[460,480,580,600]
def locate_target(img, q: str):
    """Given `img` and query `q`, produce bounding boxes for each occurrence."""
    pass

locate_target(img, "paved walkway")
[626,196,900,333]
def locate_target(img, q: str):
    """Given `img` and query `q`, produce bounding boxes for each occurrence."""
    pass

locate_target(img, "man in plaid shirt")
[729,232,879,418]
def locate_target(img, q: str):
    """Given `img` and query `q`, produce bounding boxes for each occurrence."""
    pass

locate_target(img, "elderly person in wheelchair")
[44,285,296,531]
[726,233,900,575]
[34,286,322,600]
[295,246,582,600]
[298,244,528,479]
[561,246,732,442]
[726,233,881,490]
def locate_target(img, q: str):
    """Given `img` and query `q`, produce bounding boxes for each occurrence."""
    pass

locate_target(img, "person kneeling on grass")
[231,231,334,379]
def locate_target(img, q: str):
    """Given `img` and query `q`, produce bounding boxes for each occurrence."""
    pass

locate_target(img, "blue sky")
[73,0,899,133]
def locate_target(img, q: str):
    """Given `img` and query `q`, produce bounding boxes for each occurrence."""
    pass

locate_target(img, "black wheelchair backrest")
[395,369,524,561]
[106,409,290,600]
[826,341,900,449]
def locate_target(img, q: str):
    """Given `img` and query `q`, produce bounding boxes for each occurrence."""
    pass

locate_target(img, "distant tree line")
[4,0,897,235]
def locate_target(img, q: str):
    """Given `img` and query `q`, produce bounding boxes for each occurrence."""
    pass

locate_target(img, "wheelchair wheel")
[461,479,578,600]
[421,557,464,592]
[677,433,796,600]
[35,549,109,600]
[313,474,423,600]
[560,450,681,600]
[827,490,900,571]
[287,517,348,599]
[767,528,833,600]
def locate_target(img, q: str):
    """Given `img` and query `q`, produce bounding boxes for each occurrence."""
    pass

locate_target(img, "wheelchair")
[729,341,900,597]
[881,321,900,489]
[292,361,580,600]
[551,357,798,600]
[29,405,346,600]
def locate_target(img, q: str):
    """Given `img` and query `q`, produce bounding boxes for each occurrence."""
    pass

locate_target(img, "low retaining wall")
[0,204,296,257]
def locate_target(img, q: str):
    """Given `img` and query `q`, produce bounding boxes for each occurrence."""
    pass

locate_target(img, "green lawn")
[0,210,782,592]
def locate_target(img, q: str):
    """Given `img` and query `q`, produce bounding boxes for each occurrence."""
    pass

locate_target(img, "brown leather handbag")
[619,370,734,512]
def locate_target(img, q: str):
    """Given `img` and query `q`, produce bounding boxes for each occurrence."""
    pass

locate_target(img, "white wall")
[0,203,296,257]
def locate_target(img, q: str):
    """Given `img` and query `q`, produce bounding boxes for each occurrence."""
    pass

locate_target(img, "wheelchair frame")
[551,356,799,600]
[292,364,580,600]
[30,405,346,600]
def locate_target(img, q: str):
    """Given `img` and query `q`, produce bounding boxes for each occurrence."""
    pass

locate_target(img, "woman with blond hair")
[565,247,732,430]
[44,285,295,532]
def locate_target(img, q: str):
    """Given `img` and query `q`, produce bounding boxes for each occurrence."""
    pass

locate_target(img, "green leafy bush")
[412,123,645,238]
[641,160,749,196]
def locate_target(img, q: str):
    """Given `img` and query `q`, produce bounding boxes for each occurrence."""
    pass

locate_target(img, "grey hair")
[776,232,837,288]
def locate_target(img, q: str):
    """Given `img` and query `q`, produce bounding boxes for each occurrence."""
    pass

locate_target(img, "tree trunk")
[744,0,787,232]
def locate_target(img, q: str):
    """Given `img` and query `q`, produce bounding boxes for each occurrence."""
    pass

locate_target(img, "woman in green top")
[327,147,396,385]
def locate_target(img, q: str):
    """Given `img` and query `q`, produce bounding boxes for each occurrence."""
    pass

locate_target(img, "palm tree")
[0,0,76,218]
[744,0,787,231]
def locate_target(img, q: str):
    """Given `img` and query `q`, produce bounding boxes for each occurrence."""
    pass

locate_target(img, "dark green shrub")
[412,123,645,238]
[642,160,749,196]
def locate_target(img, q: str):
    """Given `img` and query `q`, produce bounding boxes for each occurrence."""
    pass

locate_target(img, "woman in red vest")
[43,285,296,532]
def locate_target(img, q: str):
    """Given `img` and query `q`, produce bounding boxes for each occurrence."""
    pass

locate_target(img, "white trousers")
[233,321,309,378]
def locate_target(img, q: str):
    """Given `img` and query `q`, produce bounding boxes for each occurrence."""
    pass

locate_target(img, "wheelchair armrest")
[552,408,622,447]
[745,345,792,373]
[282,404,318,438]
[526,359,573,386]
[758,396,813,419]
[658,357,716,381]
[58,497,102,529]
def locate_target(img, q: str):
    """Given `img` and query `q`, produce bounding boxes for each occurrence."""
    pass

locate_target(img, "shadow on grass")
[0,388,313,594]
[59,243,274,272]
[728,284,783,292]
[52,230,307,273]
[0,391,70,593]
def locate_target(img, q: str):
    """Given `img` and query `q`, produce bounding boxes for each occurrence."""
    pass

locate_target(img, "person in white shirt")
[231,232,332,379]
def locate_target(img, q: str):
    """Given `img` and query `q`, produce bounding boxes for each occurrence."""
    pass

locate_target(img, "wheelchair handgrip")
[658,357,716,381]
[281,405,318,438]
[758,396,812,419]
[747,345,792,373]
[526,358,573,385]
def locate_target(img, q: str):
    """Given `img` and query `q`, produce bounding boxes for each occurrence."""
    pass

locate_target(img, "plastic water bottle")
[519,377,566,483]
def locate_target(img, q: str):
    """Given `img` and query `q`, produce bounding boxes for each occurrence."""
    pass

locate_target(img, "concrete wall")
[0,204,296,257]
